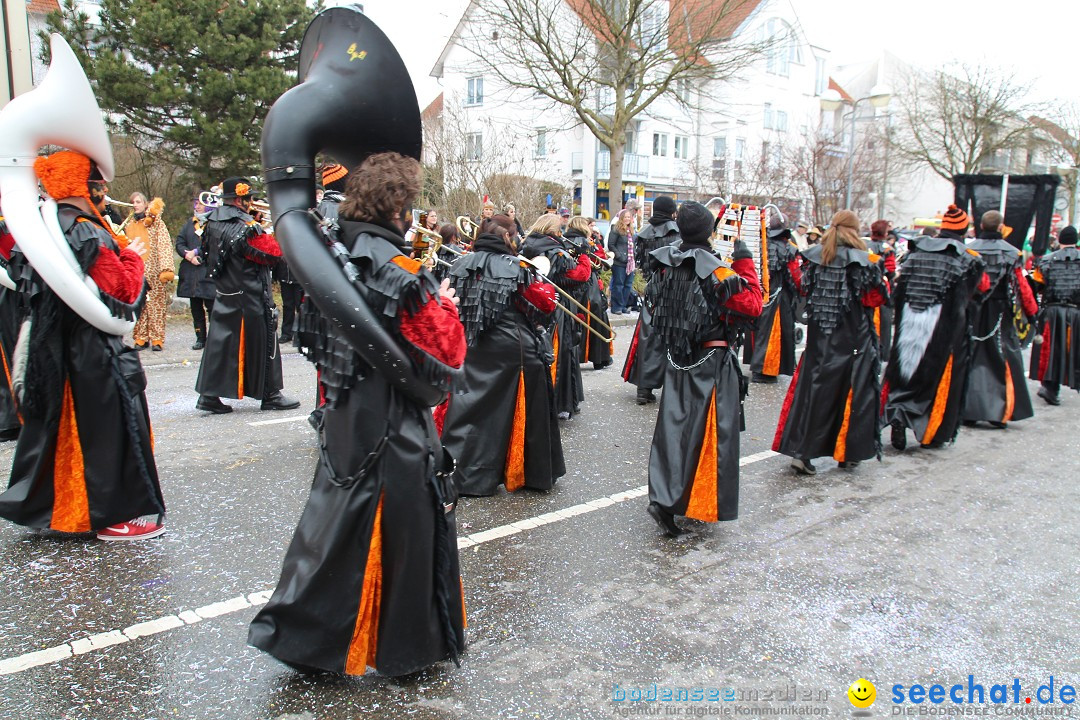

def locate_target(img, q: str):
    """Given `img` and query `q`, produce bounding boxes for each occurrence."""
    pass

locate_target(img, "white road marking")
[0,450,780,676]
[246,414,310,427]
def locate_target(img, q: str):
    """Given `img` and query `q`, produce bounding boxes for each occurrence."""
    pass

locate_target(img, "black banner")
[953,174,1061,255]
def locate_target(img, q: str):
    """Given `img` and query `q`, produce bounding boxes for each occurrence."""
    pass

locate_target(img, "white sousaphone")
[0,34,133,336]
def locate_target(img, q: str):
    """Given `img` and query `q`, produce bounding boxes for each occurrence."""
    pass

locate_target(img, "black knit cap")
[652,195,676,218]
[1059,226,1078,246]
[676,201,713,244]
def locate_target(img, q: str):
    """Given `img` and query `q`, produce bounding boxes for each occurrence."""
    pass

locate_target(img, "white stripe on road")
[0,450,778,676]
[246,414,310,427]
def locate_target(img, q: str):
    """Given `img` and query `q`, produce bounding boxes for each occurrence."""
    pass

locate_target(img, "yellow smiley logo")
[848,679,876,708]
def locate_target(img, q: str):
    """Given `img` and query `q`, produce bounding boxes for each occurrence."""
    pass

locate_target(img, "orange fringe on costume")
[237,318,245,399]
[922,354,954,444]
[685,389,719,522]
[345,496,384,675]
[1002,363,1015,423]
[832,389,854,462]
[763,309,782,376]
[550,327,559,386]
[52,381,90,533]
[503,371,526,492]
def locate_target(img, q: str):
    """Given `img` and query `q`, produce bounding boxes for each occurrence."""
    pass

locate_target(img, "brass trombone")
[456,215,480,245]
[410,224,453,268]
[517,254,616,343]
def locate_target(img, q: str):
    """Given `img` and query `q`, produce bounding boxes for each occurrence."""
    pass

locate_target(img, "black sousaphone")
[261,6,446,406]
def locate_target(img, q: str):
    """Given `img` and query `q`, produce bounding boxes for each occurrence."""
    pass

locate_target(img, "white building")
[430,0,833,223]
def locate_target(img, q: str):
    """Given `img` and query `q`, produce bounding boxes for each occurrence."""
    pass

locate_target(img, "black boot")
[636,388,657,405]
[191,332,205,351]
[196,395,232,414]
[890,420,907,450]
[261,392,301,411]
[751,372,777,384]
[647,502,682,537]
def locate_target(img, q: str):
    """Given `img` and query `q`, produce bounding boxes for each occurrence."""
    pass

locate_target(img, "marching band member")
[866,220,898,359]
[884,205,988,450]
[130,196,175,351]
[580,218,614,370]
[0,216,23,441]
[522,214,592,419]
[747,216,802,384]
[623,195,680,404]
[0,151,166,540]
[963,210,1038,425]
[645,202,762,537]
[250,151,467,676]
[441,214,564,496]
[317,163,348,220]
[194,177,300,414]
[175,199,215,350]
[1029,224,1080,406]
[773,210,889,475]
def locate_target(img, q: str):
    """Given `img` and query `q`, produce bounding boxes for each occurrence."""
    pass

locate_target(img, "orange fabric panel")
[685,389,719,523]
[345,496,383,675]
[868,252,881,263]
[922,354,954,445]
[831,389,854,462]
[873,307,881,337]
[51,381,90,533]
[713,266,736,281]
[459,577,467,629]
[237,317,245,399]
[763,308,782,376]
[504,370,527,492]
[1002,363,1015,423]
[391,255,422,274]
[1032,268,1044,284]
[583,301,591,359]
[550,326,559,386]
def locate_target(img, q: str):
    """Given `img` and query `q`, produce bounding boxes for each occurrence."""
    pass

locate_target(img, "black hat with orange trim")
[221,177,253,200]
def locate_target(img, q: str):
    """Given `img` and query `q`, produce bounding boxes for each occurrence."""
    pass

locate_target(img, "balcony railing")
[597,152,649,179]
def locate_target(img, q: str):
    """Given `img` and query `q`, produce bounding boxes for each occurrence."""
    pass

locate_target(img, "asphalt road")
[0,318,1077,720]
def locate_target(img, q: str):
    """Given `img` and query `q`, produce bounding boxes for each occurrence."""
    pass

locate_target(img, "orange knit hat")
[34,150,94,201]
[940,204,969,232]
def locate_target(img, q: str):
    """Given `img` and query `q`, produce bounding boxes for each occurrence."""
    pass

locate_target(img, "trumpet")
[105,195,135,208]
[105,196,138,233]
[516,254,616,343]
[456,215,480,245]
[199,187,222,209]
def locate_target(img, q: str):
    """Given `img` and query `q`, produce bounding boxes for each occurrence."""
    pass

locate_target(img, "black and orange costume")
[645,202,762,536]
[773,236,889,468]
[865,220,898,359]
[195,185,285,403]
[0,152,164,531]
[0,219,23,441]
[441,231,565,496]
[249,216,467,676]
[963,231,1038,424]
[566,229,614,370]
[623,200,680,403]
[747,222,802,382]
[884,224,989,450]
[521,230,592,418]
[1029,226,1080,404]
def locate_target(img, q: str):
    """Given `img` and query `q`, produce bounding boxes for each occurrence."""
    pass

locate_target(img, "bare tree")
[421,99,571,225]
[1030,108,1080,224]
[892,64,1033,181]
[461,0,769,212]
[786,127,888,226]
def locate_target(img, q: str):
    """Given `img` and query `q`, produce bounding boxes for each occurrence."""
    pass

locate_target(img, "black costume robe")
[563,230,613,369]
[884,236,986,447]
[195,204,284,400]
[646,244,761,521]
[622,217,680,391]
[0,218,23,438]
[963,235,1036,423]
[442,234,565,496]
[521,232,587,417]
[0,206,164,531]
[866,239,896,359]
[174,216,215,301]
[774,245,889,463]
[748,236,800,377]
[249,220,466,676]
[1030,246,1080,390]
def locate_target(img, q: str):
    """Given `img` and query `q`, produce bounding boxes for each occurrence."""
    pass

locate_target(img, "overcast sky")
[359,0,1078,111]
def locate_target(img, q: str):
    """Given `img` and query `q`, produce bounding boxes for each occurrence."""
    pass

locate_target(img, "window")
[625,129,637,154]
[734,137,745,178]
[675,78,691,103]
[815,57,827,95]
[652,132,668,157]
[637,3,666,47]
[764,103,773,130]
[761,140,770,168]
[466,132,482,161]
[674,136,689,159]
[712,137,727,177]
[466,77,484,106]
[536,130,547,157]
[764,19,797,77]
[776,110,788,133]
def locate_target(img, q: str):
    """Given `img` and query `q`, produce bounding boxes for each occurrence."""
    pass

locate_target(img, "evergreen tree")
[44,0,317,186]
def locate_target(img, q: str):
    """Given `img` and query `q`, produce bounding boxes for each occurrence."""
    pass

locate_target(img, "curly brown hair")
[339,152,421,223]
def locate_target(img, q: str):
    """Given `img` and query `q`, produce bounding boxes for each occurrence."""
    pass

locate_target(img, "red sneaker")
[96,518,166,541]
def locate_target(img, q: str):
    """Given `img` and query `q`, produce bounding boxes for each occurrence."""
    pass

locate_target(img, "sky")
[357,0,1079,111]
